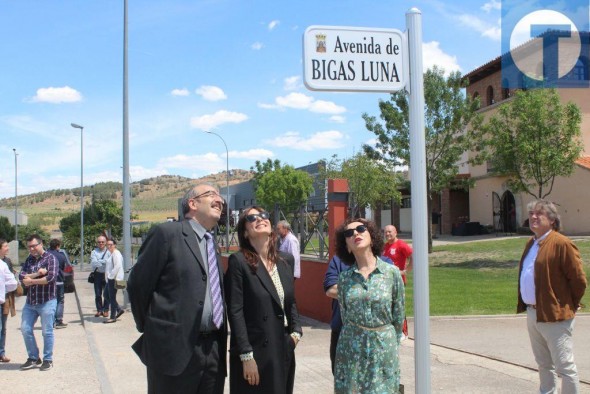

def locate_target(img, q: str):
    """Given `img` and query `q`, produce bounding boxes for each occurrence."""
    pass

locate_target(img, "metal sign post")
[303,7,430,393]
[406,8,431,393]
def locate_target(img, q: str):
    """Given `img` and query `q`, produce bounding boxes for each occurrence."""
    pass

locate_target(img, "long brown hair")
[236,206,280,272]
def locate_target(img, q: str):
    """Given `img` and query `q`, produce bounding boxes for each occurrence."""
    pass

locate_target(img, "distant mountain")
[0,170,254,232]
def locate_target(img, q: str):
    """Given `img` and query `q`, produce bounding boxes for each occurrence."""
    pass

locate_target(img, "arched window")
[501,79,510,99]
[486,86,494,105]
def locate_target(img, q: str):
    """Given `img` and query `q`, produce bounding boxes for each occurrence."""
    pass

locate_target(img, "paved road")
[1,271,589,393]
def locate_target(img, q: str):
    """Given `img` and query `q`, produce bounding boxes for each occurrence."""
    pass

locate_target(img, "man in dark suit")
[128,183,227,394]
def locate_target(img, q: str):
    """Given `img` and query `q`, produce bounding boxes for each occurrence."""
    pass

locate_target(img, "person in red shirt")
[382,225,412,338]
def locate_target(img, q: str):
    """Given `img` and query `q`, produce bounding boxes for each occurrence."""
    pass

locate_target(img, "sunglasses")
[245,211,270,223]
[343,225,367,238]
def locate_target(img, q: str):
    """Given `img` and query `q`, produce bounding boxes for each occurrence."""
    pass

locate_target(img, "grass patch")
[404,237,590,316]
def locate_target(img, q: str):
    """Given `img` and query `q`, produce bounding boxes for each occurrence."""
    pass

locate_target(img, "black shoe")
[55,322,68,329]
[116,309,125,319]
[40,360,53,371]
[20,358,42,370]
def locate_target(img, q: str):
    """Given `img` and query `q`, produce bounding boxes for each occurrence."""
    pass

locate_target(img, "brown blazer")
[517,231,587,322]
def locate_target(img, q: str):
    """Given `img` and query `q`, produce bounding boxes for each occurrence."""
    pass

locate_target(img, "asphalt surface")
[1,264,589,393]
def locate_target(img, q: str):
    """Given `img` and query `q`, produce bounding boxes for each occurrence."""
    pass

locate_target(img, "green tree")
[320,153,402,218]
[482,88,582,199]
[0,216,15,241]
[60,199,126,259]
[254,163,314,212]
[250,159,282,189]
[363,66,484,249]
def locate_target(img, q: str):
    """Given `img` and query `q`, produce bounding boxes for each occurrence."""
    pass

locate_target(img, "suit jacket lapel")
[255,262,282,307]
[182,220,206,272]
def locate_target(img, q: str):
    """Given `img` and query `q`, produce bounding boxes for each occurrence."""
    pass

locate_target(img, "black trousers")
[147,332,224,394]
[329,328,341,375]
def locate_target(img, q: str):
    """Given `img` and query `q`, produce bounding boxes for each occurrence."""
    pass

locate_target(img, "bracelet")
[240,352,254,362]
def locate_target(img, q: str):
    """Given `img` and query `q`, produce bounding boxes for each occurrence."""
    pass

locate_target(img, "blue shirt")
[47,249,67,284]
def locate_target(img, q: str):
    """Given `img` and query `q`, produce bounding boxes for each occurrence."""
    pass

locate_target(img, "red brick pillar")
[327,179,349,259]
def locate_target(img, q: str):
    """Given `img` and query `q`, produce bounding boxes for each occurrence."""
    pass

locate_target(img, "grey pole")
[406,8,431,393]
[204,130,230,252]
[71,123,85,270]
[13,148,18,265]
[122,0,132,309]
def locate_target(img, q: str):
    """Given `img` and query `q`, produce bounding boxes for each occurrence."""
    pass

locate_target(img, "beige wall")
[470,166,590,234]
[380,207,412,233]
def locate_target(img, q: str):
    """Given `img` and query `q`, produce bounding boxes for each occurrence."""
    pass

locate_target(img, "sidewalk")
[1,270,589,393]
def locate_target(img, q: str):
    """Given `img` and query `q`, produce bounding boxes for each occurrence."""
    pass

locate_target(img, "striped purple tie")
[204,233,224,329]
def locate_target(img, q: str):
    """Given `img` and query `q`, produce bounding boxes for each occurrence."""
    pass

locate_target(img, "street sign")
[303,25,407,92]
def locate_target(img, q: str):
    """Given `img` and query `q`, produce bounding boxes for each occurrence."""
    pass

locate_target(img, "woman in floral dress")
[334,218,405,394]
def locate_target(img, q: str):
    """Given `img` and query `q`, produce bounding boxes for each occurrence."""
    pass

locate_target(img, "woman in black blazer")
[225,206,302,394]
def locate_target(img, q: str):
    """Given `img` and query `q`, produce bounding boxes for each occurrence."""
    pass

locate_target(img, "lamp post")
[71,123,85,269]
[204,130,230,252]
[13,148,18,265]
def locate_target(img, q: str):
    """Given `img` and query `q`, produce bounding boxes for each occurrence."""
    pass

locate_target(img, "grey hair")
[527,199,561,231]
[181,183,219,216]
[277,220,291,231]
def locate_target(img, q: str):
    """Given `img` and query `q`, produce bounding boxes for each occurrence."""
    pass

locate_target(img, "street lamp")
[13,148,18,265]
[204,130,230,252]
[71,123,85,269]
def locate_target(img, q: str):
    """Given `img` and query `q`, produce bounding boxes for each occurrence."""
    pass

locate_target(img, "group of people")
[0,232,127,372]
[128,183,302,394]
[1,235,67,371]
[90,235,125,324]
[126,182,586,394]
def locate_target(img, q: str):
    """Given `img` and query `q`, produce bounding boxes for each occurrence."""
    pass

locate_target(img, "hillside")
[0,170,254,232]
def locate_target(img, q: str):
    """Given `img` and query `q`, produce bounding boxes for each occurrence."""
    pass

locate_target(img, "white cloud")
[195,85,227,101]
[129,166,169,181]
[423,41,462,74]
[251,42,264,50]
[309,100,346,114]
[283,76,300,91]
[265,92,346,115]
[30,86,82,103]
[257,102,280,110]
[268,20,280,31]
[457,14,501,41]
[158,153,222,172]
[190,110,248,130]
[276,92,314,109]
[264,130,346,151]
[481,0,501,13]
[171,88,190,96]
[329,115,346,123]
[229,149,274,160]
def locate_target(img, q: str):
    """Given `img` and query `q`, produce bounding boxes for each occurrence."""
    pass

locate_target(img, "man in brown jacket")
[517,200,587,393]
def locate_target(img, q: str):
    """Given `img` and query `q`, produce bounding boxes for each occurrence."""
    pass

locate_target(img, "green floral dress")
[335,258,405,394]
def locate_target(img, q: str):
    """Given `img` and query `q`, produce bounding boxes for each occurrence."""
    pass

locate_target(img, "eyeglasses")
[97,241,106,244]
[106,243,114,247]
[343,225,368,238]
[193,190,223,200]
[27,243,40,249]
[245,211,270,223]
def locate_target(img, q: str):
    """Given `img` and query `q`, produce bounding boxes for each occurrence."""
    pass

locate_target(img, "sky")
[0,0,507,199]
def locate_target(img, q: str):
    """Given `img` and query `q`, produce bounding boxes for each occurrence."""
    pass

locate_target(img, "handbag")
[87,269,97,284]
[115,279,127,290]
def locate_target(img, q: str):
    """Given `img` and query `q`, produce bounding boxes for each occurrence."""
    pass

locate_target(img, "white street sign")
[303,25,407,92]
